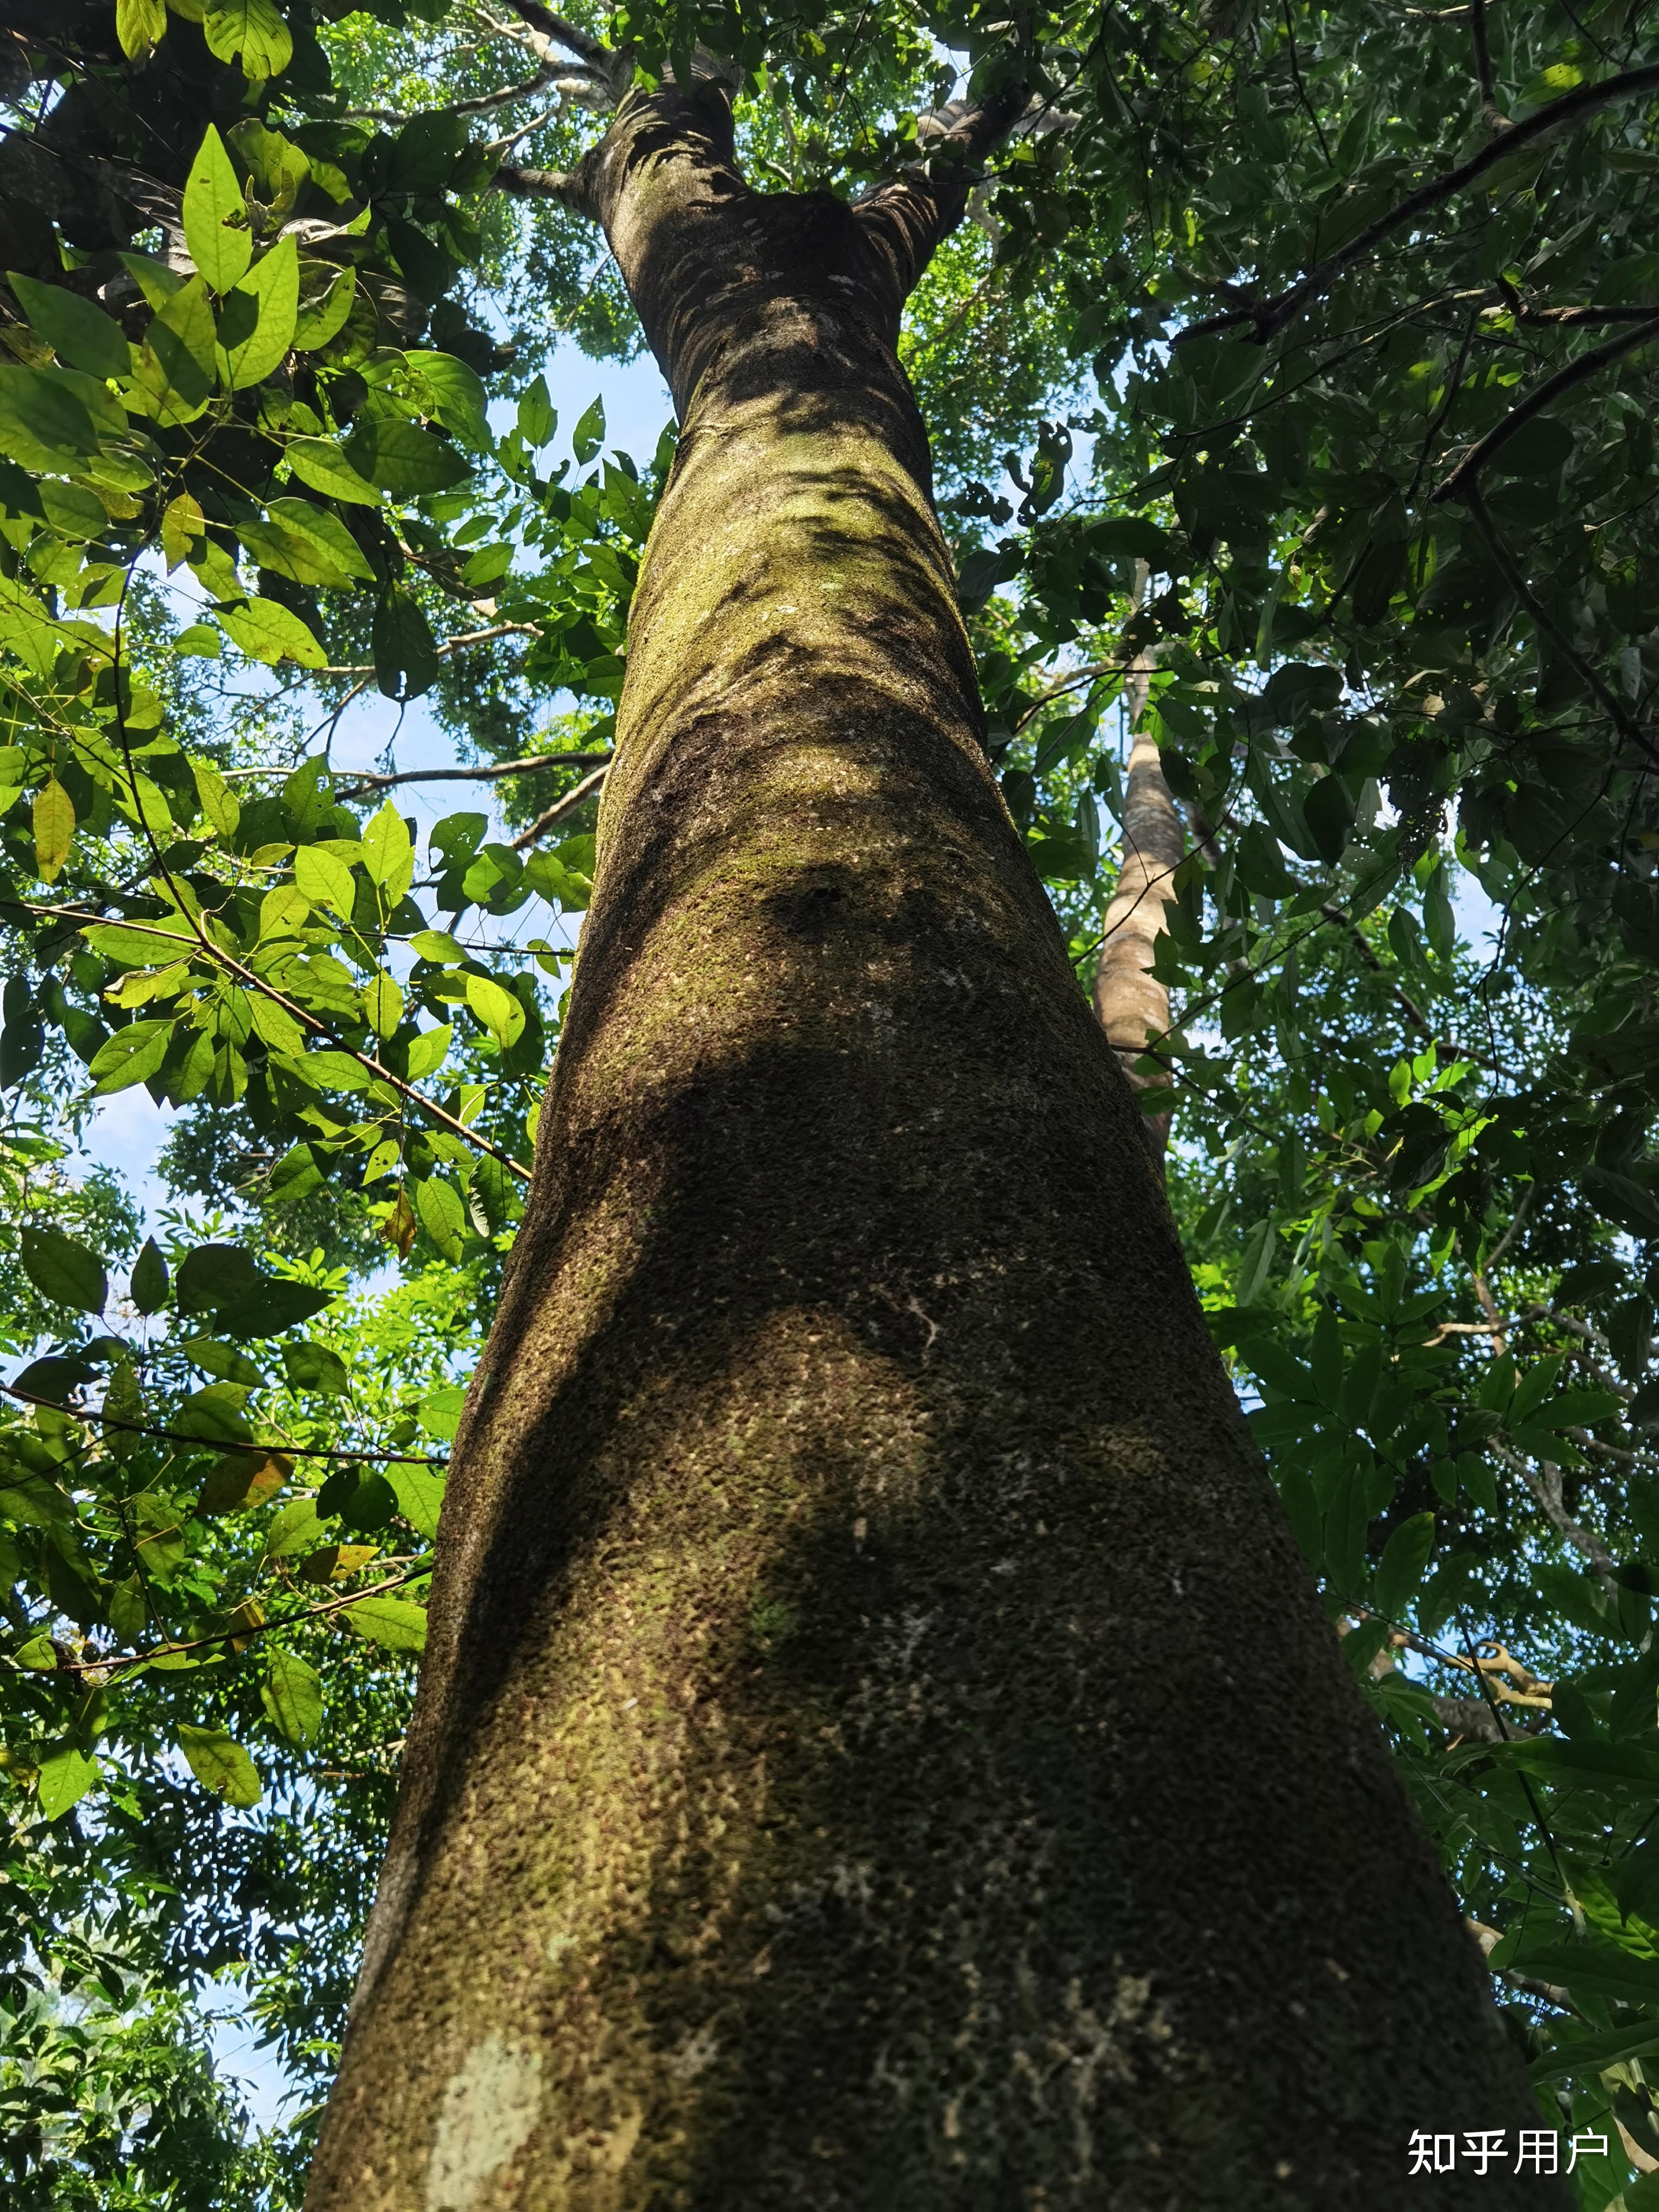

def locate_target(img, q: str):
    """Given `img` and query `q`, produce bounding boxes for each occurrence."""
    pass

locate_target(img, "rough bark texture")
[1091,653,1180,1154]
[307,79,1557,2212]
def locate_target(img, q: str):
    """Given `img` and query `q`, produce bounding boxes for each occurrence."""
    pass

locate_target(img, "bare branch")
[491,0,616,78]
[338,752,612,796]
[1495,1444,1618,1580]
[348,63,558,124]
[509,760,608,848]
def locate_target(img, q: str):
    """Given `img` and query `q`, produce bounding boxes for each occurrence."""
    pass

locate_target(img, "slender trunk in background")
[307,78,1553,2212]
[1091,638,1182,1153]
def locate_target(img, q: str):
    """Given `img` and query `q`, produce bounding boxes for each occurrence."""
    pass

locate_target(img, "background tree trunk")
[307,79,1556,2212]
[1092,620,1181,1153]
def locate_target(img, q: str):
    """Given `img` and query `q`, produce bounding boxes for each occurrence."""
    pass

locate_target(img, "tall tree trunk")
[1092,639,1181,1152]
[308,80,1552,2212]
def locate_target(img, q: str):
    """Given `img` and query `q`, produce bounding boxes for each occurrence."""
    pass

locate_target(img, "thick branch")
[494,161,592,211]
[492,0,613,75]
[1182,62,1659,342]
[1456,478,1651,755]
[1433,312,1659,498]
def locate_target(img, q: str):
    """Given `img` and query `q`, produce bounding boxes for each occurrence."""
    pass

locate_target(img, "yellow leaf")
[196,1449,292,1514]
[296,1542,378,1584]
[383,1185,417,1258]
[161,493,204,572]
[33,777,74,882]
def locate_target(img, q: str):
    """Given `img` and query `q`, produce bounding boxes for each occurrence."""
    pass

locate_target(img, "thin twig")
[337,752,612,797]
[53,1562,430,1680]
[1470,0,1505,124]
[3,1383,447,1465]
[1457,478,1653,758]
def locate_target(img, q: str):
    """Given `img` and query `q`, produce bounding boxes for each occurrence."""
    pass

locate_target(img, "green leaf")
[1512,1943,1659,2008]
[201,0,292,78]
[19,1224,106,1313]
[293,264,358,352]
[265,497,375,583]
[291,845,354,915]
[1529,2020,1659,2083]
[405,1024,451,1080]
[1583,1166,1659,1240]
[404,350,491,449]
[1372,1511,1434,1619]
[0,365,99,469]
[1499,1737,1659,1792]
[14,1633,58,1670]
[363,971,403,1038]
[217,595,325,669]
[280,1339,347,1395]
[297,1050,373,1094]
[372,583,439,700]
[197,1448,289,1514]
[361,802,415,901]
[191,758,240,838]
[260,1649,323,1745]
[114,0,167,57]
[133,276,217,426]
[417,1382,468,1442]
[264,1495,323,1556]
[176,1242,334,1336]
[79,916,194,968]
[37,1746,97,1820]
[8,273,130,379]
[285,435,381,506]
[572,395,605,464]
[343,415,471,497]
[181,126,252,294]
[1539,1387,1627,1429]
[88,1019,172,1095]
[176,1723,262,1807]
[266,1142,323,1203]
[130,1236,169,1313]
[415,1174,466,1258]
[387,1465,445,1539]
[0,1474,73,1527]
[215,235,299,389]
[1302,774,1355,865]
[465,973,526,1049]
[340,1594,428,1653]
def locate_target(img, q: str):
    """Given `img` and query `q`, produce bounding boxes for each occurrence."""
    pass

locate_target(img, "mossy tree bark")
[307,77,1556,2212]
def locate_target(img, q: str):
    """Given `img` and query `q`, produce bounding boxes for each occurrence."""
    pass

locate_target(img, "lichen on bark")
[307,75,1560,2212]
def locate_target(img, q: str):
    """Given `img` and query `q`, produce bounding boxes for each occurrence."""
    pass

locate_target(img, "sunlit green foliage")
[7,0,1659,2198]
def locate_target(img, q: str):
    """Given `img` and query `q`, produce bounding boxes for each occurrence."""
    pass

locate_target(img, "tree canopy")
[5,0,1659,2200]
